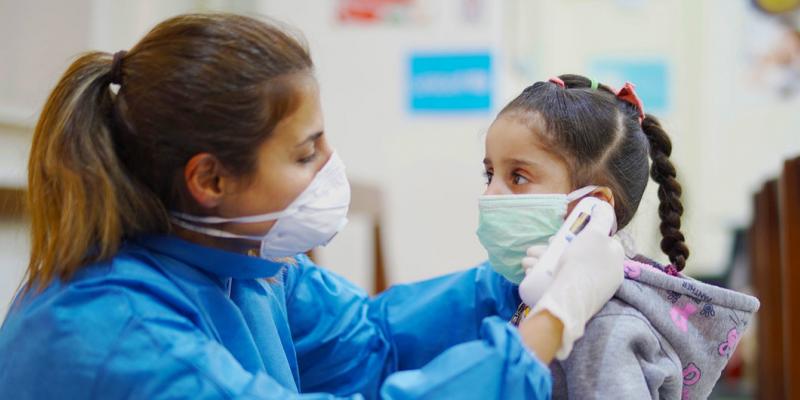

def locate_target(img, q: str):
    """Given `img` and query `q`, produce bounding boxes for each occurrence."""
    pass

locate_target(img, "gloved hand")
[524,206,624,360]
[521,244,548,274]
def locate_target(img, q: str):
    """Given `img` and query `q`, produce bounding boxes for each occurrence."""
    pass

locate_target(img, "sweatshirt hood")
[616,257,759,399]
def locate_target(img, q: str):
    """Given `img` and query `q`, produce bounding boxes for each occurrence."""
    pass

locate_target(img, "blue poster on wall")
[589,59,670,113]
[408,52,493,113]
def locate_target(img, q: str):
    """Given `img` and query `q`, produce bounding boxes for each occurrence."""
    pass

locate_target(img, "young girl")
[477,74,760,399]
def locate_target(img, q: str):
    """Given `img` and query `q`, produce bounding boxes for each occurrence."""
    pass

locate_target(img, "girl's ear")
[591,186,615,208]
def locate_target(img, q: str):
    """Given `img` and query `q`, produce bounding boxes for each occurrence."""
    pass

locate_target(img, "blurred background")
[1,0,799,398]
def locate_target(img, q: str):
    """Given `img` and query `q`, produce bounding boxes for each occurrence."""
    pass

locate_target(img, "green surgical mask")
[476,186,597,284]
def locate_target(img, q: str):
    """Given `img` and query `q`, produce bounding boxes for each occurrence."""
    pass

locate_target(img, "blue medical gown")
[0,235,551,399]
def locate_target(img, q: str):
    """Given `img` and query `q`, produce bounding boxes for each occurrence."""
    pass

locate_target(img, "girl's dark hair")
[25,13,313,291]
[500,74,689,270]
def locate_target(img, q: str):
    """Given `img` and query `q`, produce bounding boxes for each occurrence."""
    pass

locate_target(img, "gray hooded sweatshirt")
[548,256,760,400]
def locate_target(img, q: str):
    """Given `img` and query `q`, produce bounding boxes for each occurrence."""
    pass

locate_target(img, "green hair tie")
[590,78,599,90]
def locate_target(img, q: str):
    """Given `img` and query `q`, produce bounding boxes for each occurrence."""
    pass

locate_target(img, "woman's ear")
[591,186,615,208]
[184,153,228,210]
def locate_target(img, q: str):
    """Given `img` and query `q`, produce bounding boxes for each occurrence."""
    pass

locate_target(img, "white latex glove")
[521,244,548,274]
[526,207,625,360]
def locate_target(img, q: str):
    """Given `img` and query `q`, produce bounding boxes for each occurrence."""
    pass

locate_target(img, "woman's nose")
[317,139,335,171]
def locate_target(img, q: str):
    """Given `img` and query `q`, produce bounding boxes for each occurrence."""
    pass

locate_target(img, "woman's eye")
[298,152,317,164]
[511,173,530,185]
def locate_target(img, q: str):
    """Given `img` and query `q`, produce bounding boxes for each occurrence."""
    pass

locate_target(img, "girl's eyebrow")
[504,157,540,169]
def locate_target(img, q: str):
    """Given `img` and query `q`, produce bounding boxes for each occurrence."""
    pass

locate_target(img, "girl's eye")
[512,173,530,185]
[483,170,493,184]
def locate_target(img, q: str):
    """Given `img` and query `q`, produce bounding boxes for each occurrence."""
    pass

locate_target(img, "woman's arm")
[284,257,552,399]
[73,281,552,400]
[518,310,564,364]
[104,314,553,400]
[378,316,552,399]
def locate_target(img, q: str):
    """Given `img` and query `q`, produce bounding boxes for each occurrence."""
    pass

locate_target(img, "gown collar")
[134,234,286,279]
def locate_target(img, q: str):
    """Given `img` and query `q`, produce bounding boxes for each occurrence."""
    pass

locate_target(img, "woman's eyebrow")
[295,131,324,148]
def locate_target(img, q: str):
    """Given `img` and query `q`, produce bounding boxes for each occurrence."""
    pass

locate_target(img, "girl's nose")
[484,180,509,196]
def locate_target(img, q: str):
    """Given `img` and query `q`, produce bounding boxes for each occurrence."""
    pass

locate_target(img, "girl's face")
[483,114,571,196]
[182,74,332,244]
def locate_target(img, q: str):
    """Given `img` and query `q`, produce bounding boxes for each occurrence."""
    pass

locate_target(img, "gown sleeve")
[284,255,553,399]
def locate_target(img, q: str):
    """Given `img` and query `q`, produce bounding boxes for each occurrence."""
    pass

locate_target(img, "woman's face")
[186,74,332,241]
[483,114,571,196]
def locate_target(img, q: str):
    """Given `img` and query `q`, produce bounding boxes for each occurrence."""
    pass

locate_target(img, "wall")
[0,0,95,317]
[1,0,798,319]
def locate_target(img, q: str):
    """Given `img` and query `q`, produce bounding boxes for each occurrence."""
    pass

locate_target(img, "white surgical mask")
[171,151,351,258]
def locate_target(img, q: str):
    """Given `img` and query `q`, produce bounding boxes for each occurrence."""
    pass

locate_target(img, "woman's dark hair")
[25,13,313,291]
[500,74,689,270]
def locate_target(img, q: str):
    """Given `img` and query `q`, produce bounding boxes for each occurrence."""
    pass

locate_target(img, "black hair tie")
[110,50,128,85]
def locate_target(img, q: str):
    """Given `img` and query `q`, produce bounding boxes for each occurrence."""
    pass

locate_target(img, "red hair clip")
[616,82,645,124]
[548,76,566,88]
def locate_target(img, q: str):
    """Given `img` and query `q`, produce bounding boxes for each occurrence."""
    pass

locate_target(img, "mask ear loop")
[566,185,599,202]
[170,208,295,225]
[170,218,264,241]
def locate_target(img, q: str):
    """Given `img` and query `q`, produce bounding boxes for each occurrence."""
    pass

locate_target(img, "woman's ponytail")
[25,51,167,292]
[641,114,690,271]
